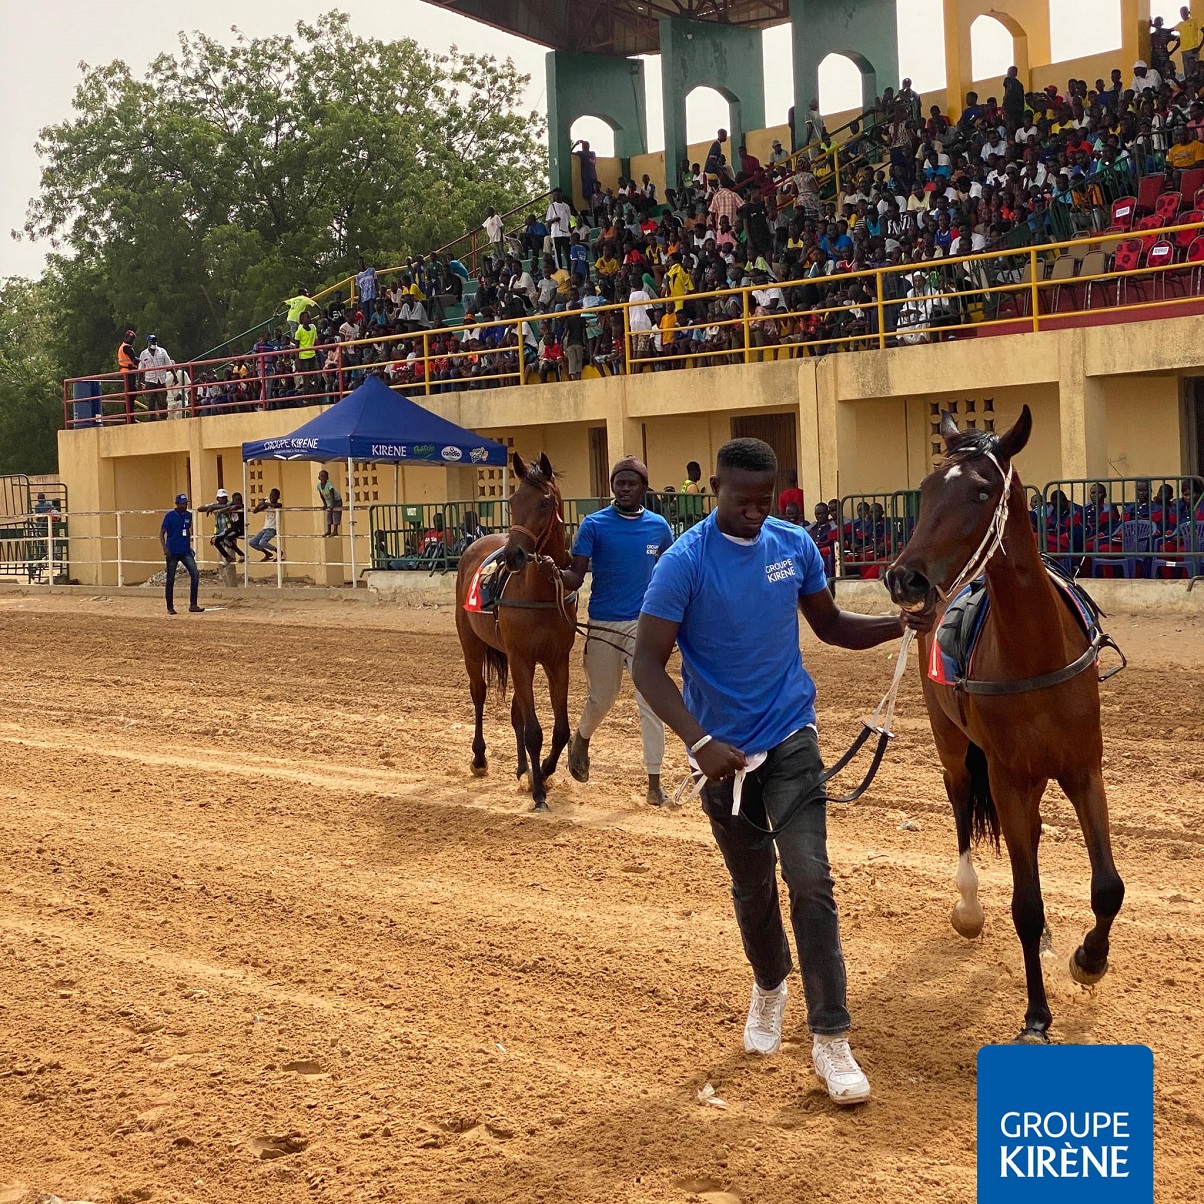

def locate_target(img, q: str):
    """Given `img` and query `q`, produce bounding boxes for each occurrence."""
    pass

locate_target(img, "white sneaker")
[812,1034,871,1105]
[743,979,788,1055]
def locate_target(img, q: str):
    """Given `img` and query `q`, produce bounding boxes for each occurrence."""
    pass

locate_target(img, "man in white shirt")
[398,298,429,332]
[627,280,654,369]
[483,208,505,265]
[545,188,573,271]
[1131,60,1162,94]
[137,335,174,413]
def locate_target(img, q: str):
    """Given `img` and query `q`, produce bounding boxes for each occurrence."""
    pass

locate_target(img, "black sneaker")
[188,606,205,613]
[167,608,177,615]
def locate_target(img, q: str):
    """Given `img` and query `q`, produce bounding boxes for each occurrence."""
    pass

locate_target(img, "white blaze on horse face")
[944,464,963,481]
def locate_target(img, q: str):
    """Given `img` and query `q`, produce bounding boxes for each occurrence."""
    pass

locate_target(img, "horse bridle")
[936,449,1014,604]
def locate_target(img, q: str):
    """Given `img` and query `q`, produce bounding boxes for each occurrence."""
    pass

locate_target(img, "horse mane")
[940,427,1002,468]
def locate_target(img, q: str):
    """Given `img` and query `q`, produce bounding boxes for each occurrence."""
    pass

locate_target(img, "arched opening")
[971,14,1018,84]
[817,52,865,117]
[895,0,946,94]
[569,116,615,158]
[1049,0,1119,60]
[685,85,733,146]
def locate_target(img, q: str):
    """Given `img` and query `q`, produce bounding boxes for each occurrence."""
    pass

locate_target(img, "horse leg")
[539,653,572,782]
[511,692,530,789]
[1060,768,1125,985]
[923,691,985,938]
[994,775,1053,1041]
[457,617,490,775]
[511,658,547,810]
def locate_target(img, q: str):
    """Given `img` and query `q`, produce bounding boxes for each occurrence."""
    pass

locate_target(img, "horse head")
[504,451,564,572]
[885,404,1032,615]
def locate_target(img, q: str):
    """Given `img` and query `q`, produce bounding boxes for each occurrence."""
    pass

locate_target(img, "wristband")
[690,734,713,754]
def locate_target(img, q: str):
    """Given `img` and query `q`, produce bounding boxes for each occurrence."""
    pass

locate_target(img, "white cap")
[216,488,229,498]
[1134,59,1147,69]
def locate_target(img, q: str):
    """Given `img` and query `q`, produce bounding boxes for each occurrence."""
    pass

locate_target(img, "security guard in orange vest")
[117,329,138,419]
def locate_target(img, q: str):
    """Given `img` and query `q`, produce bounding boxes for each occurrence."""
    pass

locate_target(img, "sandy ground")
[0,591,1202,1204]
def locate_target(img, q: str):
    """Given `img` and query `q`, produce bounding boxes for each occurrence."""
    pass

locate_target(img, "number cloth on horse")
[462,548,508,613]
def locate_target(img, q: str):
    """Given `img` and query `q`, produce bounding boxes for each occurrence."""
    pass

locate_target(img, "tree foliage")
[0,278,62,475]
[24,11,546,375]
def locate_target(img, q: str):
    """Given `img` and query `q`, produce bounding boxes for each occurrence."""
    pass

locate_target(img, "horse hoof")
[516,772,532,794]
[471,763,488,778]
[1069,948,1108,986]
[950,900,985,940]
[531,800,550,813]
[1015,1026,1051,1044]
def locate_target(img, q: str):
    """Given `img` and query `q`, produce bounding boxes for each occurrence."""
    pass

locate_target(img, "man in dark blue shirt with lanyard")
[560,457,673,806]
[634,439,931,1105]
[160,493,204,615]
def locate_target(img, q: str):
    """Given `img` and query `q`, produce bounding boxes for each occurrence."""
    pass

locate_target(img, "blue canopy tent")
[240,376,509,583]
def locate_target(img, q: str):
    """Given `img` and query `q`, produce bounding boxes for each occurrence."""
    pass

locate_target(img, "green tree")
[0,278,63,474]
[24,10,546,372]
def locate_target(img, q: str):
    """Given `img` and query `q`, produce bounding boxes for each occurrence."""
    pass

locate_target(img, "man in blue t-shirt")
[159,493,204,615]
[560,456,673,806]
[633,438,932,1106]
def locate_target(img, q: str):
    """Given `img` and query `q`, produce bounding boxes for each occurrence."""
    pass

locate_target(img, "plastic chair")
[1134,173,1165,216]
[1079,249,1110,308]
[1193,186,1204,212]
[1135,214,1163,252]
[1156,520,1204,577]
[1119,519,1156,577]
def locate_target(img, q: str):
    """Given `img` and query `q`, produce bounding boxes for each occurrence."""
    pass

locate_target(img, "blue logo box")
[977,1045,1153,1203]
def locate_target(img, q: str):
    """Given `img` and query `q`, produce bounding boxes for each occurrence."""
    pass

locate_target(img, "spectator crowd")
[112,12,1204,415]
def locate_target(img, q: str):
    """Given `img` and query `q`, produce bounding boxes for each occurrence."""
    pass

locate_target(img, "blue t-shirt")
[641,513,828,753]
[161,509,193,556]
[572,505,672,622]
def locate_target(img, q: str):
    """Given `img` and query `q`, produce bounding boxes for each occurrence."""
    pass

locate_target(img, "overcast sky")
[0,0,1171,279]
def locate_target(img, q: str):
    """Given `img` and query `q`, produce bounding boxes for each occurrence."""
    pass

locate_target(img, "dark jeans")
[702,727,850,1035]
[165,552,199,611]
[552,235,571,271]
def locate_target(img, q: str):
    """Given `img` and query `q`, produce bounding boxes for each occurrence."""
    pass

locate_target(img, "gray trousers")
[577,619,664,775]
[702,727,851,1035]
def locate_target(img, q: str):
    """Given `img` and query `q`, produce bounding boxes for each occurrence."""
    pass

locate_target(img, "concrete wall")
[59,314,1204,586]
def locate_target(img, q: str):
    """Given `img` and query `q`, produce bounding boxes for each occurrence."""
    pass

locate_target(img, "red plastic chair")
[1113,238,1146,303]
[1180,168,1204,201]
[1110,196,1137,230]
[1174,210,1202,249]
[1194,186,1204,212]
[1146,241,1179,298]
[1154,191,1183,225]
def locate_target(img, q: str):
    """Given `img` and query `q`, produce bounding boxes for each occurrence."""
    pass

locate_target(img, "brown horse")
[884,406,1124,1042]
[455,452,577,811]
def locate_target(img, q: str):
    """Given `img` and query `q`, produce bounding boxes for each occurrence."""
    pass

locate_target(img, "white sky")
[0,0,1183,279]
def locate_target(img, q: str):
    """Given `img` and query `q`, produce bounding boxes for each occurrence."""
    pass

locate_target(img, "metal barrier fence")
[836,492,921,579]
[367,491,717,575]
[1038,476,1204,579]
[0,513,70,584]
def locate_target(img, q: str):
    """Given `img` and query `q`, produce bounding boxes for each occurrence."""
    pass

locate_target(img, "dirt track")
[0,591,1201,1204]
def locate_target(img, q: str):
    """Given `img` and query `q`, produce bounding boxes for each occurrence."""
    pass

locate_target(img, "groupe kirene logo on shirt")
[765,557,797,583]
[441,445,463,462]
[645,542,660,556]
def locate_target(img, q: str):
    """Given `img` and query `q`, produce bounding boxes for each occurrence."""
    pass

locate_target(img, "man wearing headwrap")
[559,456,673,805]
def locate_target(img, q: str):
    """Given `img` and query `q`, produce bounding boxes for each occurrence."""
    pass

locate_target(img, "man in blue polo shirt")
[559,456,673,806]
[159,493,204,615]
[633,438,932,1105]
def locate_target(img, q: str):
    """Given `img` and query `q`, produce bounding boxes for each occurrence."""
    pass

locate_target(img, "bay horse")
[454,452,577,811]
[884,406,1124,1042]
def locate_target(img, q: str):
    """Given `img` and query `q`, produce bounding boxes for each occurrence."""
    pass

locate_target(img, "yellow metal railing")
[64,216,1204,425]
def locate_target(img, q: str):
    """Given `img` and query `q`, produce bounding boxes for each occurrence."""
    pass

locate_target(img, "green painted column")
[659,16,766,192]
[790,0,900,144]
[546,52,648,198]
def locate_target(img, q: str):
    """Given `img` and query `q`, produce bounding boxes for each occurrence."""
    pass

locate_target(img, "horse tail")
[965,742,1001,851]
[483,646,509,700]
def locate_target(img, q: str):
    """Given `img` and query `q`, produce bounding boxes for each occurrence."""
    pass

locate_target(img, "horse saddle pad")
[928,559,1102,688]
[463,548,509,614]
